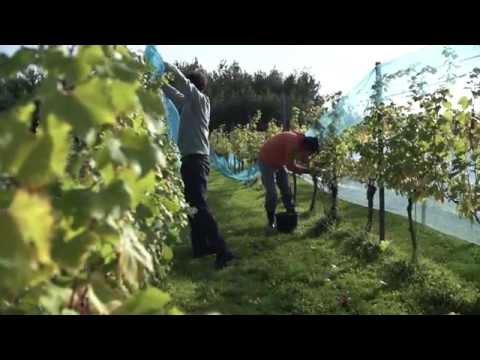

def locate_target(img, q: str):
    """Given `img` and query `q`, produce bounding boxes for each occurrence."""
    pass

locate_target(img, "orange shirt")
[258,131,309,173]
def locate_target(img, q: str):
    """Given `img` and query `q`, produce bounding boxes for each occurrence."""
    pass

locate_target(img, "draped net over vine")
[145,45,480,244]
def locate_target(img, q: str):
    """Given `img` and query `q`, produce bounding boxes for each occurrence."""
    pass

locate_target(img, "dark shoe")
[265,223,277,236]
[267,211,276,227]
[215,250,235,270]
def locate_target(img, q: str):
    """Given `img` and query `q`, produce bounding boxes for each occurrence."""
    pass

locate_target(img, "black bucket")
[276,212,298,233]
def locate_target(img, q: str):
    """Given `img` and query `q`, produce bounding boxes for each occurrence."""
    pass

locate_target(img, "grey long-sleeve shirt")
[162,63,210,158]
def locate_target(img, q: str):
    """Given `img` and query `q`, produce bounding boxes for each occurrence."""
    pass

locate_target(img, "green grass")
[165,171,480,314]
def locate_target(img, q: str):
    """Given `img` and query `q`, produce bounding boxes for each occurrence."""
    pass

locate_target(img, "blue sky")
[1,45,427,93]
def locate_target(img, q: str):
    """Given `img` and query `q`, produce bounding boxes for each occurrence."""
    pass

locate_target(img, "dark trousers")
[258,160,295,215]
[180,154,227,256]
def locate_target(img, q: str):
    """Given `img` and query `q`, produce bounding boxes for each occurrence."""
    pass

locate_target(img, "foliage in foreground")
[0,45,188,314]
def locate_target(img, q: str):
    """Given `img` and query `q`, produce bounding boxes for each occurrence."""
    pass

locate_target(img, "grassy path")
[165,171,480,314]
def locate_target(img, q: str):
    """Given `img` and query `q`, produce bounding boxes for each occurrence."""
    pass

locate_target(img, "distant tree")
[172,60,324,132]
[0,68,44,112]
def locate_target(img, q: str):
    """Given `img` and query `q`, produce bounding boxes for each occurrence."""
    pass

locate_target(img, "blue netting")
[145,45,165,76]
[144,45,260,182]
[380,45,480,105]
[213,157,259,182]
[144,46,180,144]
[164,97,180,142]
[314,45,480,137]
[210,151,259,182]
[310,45,480,244]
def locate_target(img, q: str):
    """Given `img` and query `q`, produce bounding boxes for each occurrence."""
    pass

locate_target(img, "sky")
[0,45,427,93]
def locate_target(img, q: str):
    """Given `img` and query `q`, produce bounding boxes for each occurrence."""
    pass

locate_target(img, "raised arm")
[164,62,200,99]
[162,83,185,109]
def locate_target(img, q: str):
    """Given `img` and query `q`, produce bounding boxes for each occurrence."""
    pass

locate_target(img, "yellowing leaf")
[0,190,55,294]
[47,114,72,176]
[112,288,171,315]
[9,190,53,264]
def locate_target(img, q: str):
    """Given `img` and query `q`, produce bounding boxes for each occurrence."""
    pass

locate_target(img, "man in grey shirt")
[163,62,235,269]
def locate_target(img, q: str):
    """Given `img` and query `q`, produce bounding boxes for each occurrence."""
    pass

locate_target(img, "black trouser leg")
[276,167,295,212]
[186,213,206,257]
[181,155,227,256]
[258,160,278,226]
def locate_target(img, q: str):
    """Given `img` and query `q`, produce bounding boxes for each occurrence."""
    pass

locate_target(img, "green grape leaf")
[168,307,183,315]
[458,111,471,126]
[57,189,94,229]
[135,203,154,219]
[0,210,33,294]
[0,190,55,294]
[0,104,37,174]
[16,114,71,188]
[92,180,132,218]
[61,309,79,315]
[38,284,72,314]
[110,80,140,115]
[112,288,171,315]
[458,96,472,110]
[9,190,53,264]
[42,48,80,80]
[118,224,153,286]
[443,110,454,123]
[113,45,133,58]
[73,78,117,123]
[0,188,14,209]
[99,163,116,184]
[95,224,120,262]
[7,115,70,187]
[42,78,115,137]
[77,45,106,67]
[46,115,72,176]
[59,182,131,228]
[162,245,173,262]
[137,89,165,117]
[16,138,54,188]
[117,168,156,208]
[42,46,105,84]
[89,271,125,304]
[161,198,181,214]
[95,136,128,170]
[110,62,139,83]
[52,231,99,270]
[454,138,468,154]
[120,129,162,176]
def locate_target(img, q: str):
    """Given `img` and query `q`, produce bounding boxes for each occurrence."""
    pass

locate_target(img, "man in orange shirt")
[258,131,320,231]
